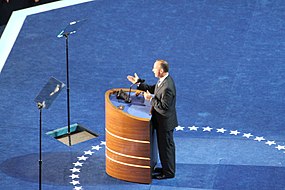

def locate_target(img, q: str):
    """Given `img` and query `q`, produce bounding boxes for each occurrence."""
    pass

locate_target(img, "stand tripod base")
[46,123,98,146]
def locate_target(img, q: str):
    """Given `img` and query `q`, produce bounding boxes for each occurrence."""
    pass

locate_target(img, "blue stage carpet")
[0,0,285,189]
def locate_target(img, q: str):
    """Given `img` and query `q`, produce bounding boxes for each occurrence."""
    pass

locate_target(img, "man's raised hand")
[127,73,139,84]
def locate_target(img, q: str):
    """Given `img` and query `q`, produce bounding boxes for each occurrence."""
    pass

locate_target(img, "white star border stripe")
[175,125,184,131]
[229,130,240,135]
[243,133,253,138]
[188,125,199,131]
[254,136,265,142]
[77,155,88,161]
[176,125,285,151]
[275,145,285,150]
[203,126,213,132]
[70,174,79,179]
[73,161,83,167]
[84,150,94,155]
[176,125,285,154]
[69,142,105,190]
[92,145,102,150]
[265,140,276,146]
[178,125,247,137]
[70,180,80,185]
[70,168,80,173]
[216,128,227,133]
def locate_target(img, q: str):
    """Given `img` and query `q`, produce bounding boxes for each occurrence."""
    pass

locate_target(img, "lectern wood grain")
[105,89,152,184]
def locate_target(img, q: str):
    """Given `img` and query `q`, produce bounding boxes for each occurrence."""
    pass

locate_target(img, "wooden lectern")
[105,88,157,184]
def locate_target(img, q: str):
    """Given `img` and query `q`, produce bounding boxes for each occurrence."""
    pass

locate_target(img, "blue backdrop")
[0,0,285,189]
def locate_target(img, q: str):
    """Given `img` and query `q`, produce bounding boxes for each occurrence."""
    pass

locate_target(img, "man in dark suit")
[127,59,178,179]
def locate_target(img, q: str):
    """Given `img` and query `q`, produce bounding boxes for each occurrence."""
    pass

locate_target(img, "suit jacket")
[138,75,178,131]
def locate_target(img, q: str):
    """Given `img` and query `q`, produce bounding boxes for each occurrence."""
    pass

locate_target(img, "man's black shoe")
[153,167,163,174]
[152,174,174,180]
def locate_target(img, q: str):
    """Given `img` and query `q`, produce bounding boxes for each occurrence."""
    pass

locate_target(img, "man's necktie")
[157,80,161,87]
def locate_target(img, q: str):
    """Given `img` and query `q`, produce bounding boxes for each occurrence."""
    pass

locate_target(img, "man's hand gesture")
[127,73,140,84]
[144,90,152,101]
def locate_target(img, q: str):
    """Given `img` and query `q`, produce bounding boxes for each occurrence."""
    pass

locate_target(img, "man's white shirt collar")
[158,73,169,86]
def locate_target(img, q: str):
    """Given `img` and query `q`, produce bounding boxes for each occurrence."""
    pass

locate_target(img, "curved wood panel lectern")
[105,88,157,184]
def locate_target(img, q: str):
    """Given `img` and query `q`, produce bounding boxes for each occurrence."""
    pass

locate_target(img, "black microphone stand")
[127,83,135,103]
[64,33,72,146]
[37,103,43,190]
[127,79,145,103]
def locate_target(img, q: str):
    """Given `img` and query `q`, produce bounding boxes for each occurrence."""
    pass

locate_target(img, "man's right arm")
[137,83,155,94]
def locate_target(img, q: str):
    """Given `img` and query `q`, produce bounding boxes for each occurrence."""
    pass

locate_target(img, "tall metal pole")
[39,108,42,190]
[65,34,72,146]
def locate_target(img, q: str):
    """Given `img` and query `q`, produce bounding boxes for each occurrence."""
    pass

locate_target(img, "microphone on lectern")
[128,78,145,103]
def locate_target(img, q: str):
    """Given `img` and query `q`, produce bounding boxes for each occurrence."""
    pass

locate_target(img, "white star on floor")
[70,180,80,185]
[265,140,276,146]
[175,125,184,131]
[216,128,227,133]
[230,130,240,135]
[243,133,253,138]
[254,136,265,142]
[203,126,213,132]
[70,168,81,173]
[74,186,82,190]
[69,174,79,179]
[73,161,83,167]
[275,145,285,150]
[92,145,102,151]
[188,125,199,131]
[100,141,106,146]
[77,155,88,161]
[84,150,94,155]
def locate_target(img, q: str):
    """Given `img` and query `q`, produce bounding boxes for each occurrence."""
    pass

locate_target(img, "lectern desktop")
[105,88,158,184]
